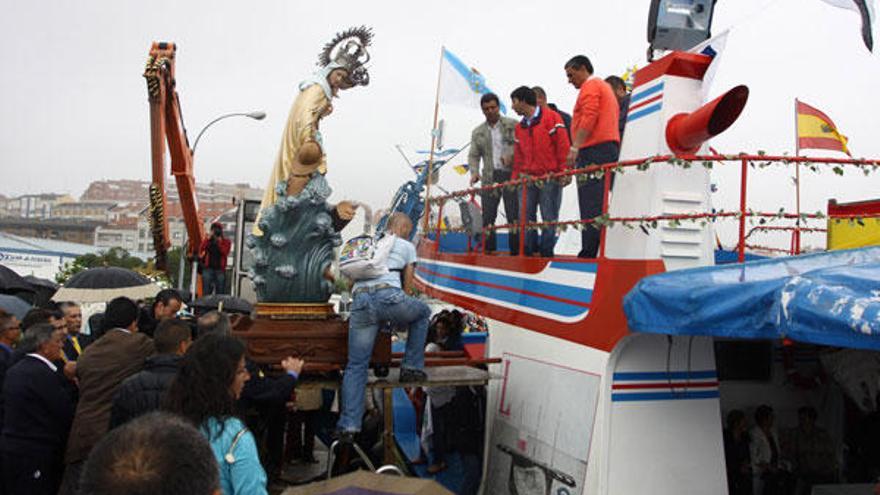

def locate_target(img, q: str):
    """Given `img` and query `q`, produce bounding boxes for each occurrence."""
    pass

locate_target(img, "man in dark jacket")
[1,323,76,495]
[0,310,22,425]
[137,289,183,338]
[109,319,191,429]
[533,86,573,140]
[605,75,631,138]
[0,310,22,493]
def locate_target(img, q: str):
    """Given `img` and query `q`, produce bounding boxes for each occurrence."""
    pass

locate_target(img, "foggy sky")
[2,0,879,249]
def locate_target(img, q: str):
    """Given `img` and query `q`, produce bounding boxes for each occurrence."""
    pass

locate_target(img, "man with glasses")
[0,309,23,430]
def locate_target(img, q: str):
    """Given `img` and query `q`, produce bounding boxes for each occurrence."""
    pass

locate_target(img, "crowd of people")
[418,310,485,495]
[467,54,631,258]
[723,404,842,495]
[0,290,307,495]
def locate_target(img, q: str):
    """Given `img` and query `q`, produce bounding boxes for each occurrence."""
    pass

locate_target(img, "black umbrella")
[0,264,35,294]
[20,275,59,307]
[190,294,253,314]
[52,266,160,303]
[24,275,59,290]
[0,293,32,319]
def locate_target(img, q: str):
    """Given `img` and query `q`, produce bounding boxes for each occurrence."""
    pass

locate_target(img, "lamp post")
[182,110,266,295]
[191,111,266,155]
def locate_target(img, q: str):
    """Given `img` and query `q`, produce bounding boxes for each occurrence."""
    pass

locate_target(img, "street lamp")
[191,111,267,155]
[178,110,266,292]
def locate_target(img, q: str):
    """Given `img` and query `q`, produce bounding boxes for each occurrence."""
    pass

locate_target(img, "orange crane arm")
[143,41,205,271]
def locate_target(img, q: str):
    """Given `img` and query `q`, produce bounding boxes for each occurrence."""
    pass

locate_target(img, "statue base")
[233,303,391,375]
[255,302,335,320]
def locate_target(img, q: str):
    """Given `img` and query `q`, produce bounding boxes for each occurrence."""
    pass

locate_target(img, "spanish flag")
[796,99,851,156]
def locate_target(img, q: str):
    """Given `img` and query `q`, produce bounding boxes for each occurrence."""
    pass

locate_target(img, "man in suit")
[60,297,155,495]
[18,308,77,385]
[58,302,92,362]
[0,310,21,390]
[1,323,76,495]
[468,92,520,255]
[0,309,22,486]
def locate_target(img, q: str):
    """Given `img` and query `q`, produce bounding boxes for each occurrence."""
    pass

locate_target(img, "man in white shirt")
[468,93,520,255]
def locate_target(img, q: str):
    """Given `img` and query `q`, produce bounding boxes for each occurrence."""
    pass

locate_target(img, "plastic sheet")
[623,247,880,350]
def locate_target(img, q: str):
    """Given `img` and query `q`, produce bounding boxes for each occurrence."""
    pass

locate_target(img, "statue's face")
[327,69,352,94]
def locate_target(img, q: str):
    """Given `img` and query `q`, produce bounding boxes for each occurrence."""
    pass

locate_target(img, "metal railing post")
[434,199,445,253]
[467,191,474,253]
[599,164,613,259]
[519,178,527,256]
[738,157,748,263]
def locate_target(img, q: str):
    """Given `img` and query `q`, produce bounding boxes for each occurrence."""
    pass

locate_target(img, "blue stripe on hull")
[627,102,663,123]
[612,390,720,402]
[630,82,664,103]
[549,261,598,273]
[417,267,589,318]
[419,262,593,304]
[613,370,717,381]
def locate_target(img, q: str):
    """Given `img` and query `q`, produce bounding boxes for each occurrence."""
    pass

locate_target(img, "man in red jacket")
[198,222,232,295]
[565,55,620,259]
[511,86,571,257]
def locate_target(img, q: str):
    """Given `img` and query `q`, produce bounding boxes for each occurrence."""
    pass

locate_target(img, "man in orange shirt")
[564,55,620,258]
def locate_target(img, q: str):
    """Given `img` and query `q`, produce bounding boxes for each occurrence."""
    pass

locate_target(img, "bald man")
[337,213,431,438]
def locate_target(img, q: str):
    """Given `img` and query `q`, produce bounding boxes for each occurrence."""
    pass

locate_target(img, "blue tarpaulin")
[623,247,880,350]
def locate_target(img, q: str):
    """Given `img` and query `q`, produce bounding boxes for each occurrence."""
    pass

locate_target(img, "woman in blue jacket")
[165,334,267,495]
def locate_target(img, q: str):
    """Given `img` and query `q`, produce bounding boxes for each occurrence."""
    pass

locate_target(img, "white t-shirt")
[489,122,504,170]
[353,237,417,291]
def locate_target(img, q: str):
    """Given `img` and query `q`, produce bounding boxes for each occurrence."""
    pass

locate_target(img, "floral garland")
[425,153,880,233]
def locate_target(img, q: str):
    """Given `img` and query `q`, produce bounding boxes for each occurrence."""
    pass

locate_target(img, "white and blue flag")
[689,29,729,101]
[439,48,507,114]
[819,0,875,51]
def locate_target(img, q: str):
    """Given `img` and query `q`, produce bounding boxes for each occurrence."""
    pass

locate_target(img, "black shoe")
[333,430,356,444]
[399,368,427,383]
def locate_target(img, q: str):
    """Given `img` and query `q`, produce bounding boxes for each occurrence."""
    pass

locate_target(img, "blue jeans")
[337,287,430,433]
[202,268,226,295]
[523,180,561,257]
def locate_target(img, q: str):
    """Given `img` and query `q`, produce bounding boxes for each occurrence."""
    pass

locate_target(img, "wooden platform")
[295,365,493,390]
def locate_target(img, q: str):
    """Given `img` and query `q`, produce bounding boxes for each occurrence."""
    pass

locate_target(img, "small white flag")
[818,0,875,51]
[689,29,729,101]
[439,48,507,114]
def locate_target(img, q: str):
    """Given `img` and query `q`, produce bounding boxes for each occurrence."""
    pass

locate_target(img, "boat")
[413,27,880,495]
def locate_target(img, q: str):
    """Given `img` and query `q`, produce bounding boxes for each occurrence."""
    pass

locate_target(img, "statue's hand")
[335,201,358,221]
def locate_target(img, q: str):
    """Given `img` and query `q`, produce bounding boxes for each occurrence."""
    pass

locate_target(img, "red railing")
[425,154,880,263]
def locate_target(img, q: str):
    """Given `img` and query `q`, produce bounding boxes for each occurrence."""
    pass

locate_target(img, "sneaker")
[399,368,427,383]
